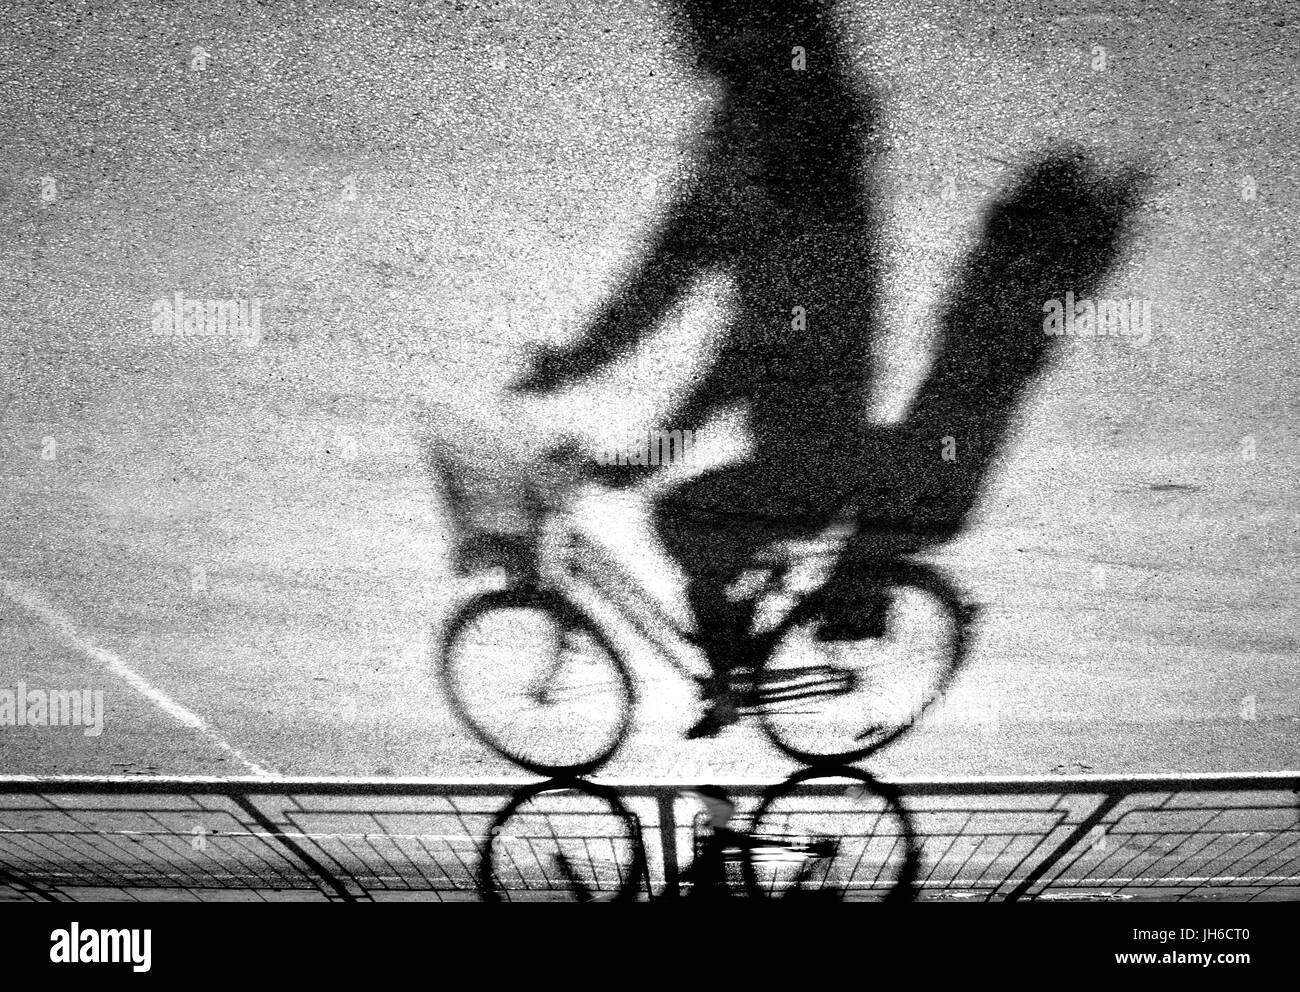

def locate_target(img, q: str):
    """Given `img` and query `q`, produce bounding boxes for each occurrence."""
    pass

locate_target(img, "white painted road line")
[0,577,271,777]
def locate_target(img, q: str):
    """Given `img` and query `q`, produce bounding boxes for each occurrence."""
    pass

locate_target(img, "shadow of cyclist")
[514,0,883,693]
[514,0,1149,736]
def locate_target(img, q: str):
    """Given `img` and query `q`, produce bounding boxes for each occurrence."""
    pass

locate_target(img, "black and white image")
[0,0,1295,931]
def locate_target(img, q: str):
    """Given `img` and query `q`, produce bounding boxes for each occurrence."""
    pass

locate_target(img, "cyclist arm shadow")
[517,188,724,392]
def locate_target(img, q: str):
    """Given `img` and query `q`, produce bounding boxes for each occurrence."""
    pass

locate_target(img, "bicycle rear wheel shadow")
[478,778,648,903]
[754,557,978,766]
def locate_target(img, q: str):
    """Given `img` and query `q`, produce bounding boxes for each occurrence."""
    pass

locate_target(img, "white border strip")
[0,771,1294,788]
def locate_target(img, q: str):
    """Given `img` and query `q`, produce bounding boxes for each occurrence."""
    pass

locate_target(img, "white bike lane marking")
[0,576,271,776]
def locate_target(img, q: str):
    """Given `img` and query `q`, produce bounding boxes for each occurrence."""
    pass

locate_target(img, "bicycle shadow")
[519,0,1150,629]
[476,768,921,902]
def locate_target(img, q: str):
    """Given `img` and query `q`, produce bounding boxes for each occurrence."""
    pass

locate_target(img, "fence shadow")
[0,773,1295,902]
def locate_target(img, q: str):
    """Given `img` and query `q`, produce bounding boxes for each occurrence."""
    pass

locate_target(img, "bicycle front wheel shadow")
[756,560,974,766]
[439,587,635,777]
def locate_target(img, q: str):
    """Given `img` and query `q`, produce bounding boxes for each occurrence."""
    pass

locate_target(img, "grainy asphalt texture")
[0,0,1295,779]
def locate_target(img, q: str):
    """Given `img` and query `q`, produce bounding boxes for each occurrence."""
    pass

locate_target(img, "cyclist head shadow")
[514,0,885,462]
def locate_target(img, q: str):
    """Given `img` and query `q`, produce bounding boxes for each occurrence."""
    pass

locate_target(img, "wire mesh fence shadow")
[908,774,1300,902]
[0,773,1295,902]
